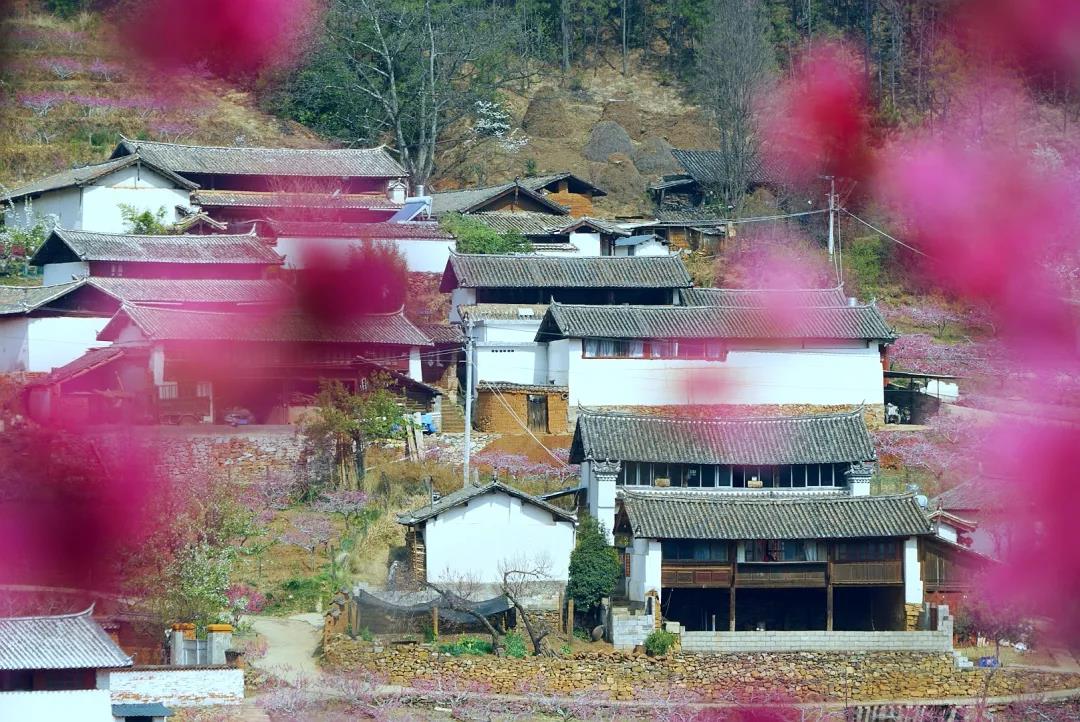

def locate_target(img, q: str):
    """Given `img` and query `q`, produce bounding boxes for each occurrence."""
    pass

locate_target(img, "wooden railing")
[661,562,732,588]
[830,560,903,585]
[736,563,826,588]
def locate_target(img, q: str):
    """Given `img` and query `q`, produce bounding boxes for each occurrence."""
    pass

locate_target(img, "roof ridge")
[0,603,95,622]
[54,226,255,241]
[126,137,388,154]
[579,407,864,424]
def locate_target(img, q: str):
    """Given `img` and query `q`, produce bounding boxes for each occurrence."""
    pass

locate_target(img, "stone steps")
[441,401,467,433]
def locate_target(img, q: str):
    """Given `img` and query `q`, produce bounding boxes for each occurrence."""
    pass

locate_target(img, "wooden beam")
[729,541,737,631]
[432,606,439,641]
[826,583,834,632]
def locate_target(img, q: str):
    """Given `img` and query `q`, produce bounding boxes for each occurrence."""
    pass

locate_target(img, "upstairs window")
[583,338,726,360]
[663,540,729,561]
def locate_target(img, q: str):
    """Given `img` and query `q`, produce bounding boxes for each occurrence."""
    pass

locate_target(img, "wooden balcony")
[661,562,732,588]
[736,562,826,588]
[831,560,903,585]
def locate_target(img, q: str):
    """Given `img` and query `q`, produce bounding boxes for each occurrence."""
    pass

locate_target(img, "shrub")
[359,627,374,642]
[644,629,677,656]
[437,636,493,656]
[566,515,620,616]
[440,213,531,254]
[502,631,527,659]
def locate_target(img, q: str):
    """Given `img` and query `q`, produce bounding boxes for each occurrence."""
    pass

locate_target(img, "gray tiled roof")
[0,281,83,315]
[430,182,569,216]
[32,228,283,266]
[265,220,451,240]
[193,190,400,210]
[37,345,133,386]
[520,172,607,196]
[88,278,293,304]
[398,481,576,525]
[99,305,434,346]
[0,607,131,670]
[671,149,781,187]
[622,490,931,540]
[1,154,197,202]
[682,287,850,308]
[931,478,1009,513]
[459,303,549,321]
[536,302,896,341]
[569,409,876,465]
[416,322,465,344]
[440,253,692,291]
[470,211,572,236]
[112,138,407,178]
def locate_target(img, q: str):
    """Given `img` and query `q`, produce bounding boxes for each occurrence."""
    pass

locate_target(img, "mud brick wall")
[475,389,570,435]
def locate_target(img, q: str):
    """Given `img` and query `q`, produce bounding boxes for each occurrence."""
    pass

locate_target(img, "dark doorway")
[527,394,548,433]
[734,588,826,630]
[833,587,904,630]
[663,588,730,631]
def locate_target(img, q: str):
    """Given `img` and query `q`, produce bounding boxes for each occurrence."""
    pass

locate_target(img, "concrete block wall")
[679,629,953,654]
[107,667,244,707]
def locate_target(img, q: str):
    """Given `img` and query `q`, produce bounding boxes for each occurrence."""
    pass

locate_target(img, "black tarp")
[354,589,513,624]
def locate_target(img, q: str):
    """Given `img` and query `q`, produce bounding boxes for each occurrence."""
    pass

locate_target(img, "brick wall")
[475,389,569,434]
[546,191,594,216]
[107,667,244,707]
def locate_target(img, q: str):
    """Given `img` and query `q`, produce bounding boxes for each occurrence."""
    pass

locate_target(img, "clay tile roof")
[112,138,407,178]
[671,149,783,188]
[622,491,932,540]
[36,345,132,387]
[1,154,197,202]
[519,172,607,197]
[430,182,569,216]
[536,302,896,341]
[87,278,293,304]
[0,606,132,670]
[569,409,876,465]
[98,305,433,346]
[440,253,693,291]
[415,322,465,344]
[31,228,282,266]
[193,190,401,210]
[397,480,576,526]
[681,287,849,308]
[264,220,451,240]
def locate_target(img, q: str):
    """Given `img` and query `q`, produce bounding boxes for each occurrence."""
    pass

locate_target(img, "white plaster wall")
[935,521,959,544]
[613,238,668,257]
[26,316,110,372]
[568,231,601,256]
[477,319,541,343]
[474,343,547,385]
[425,492,575,584]
[0,317,29,372]
[0,689,113,721]
[108,668,244,707]
[565,341,885,407]
[586,461,618,543]
[629,537,662,603]
[904,536,922,604]
[408,347,422,381]
[273,236,454,273]
[449,288,477,323]
[42,261,90,285]
[5,187,81,230]
[546,338,571,385]
[82,165,190,233]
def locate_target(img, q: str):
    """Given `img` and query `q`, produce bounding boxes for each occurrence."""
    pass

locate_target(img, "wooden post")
[566,598,574,636]
[728,585,736,631]
[432,607,439,641]
[557,591,563,633]
[826,583,834,632]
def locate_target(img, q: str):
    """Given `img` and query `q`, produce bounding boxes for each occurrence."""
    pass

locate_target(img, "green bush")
[440,213,532,254]
[843,234,890,293]
[644,629,677,656]
[502,631,527,658]
[567,516,620,616]
[437,636,493,656]
[264,575,327,614]
[360,627,374,642]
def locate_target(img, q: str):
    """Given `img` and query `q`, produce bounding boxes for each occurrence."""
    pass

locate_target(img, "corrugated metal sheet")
[442,254,692,290]
[570,409,876,465]
[112,138,407,178]
[0,608,131,670]
[622,490,932,540]
[537,302,896,341]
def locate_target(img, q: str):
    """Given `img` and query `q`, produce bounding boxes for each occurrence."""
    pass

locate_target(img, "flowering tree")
[17,91,67,117]
[313,490,373,536]
[225,582,267,625]
[279,513,333,572]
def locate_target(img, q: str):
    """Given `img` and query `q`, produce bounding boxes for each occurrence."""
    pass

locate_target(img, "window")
[109,262,124,277]
[662,540,729,561]
[583,338,727,360]
[745,540,822,562]
[196,381,213,398]
[836,540,898,561]
[157,382,178,400]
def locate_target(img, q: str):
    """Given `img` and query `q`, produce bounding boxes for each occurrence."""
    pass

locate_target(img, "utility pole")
[462,316,474,488]
[826,176,836,257]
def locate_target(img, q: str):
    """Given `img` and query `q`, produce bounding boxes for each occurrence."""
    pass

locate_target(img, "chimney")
[845,462,873,497]
[847,297,859,307]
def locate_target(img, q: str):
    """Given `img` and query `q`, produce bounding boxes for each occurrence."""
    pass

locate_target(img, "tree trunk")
[621,0,628,76]
[560,0,570,74]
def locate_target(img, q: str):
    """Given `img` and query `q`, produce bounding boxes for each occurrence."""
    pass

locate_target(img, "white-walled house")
[399,481,576,586]
[535,299,896,412]
[568,409,932,635]
[263,220,455,273]
[612,233,670,257]
[1,154,196,233]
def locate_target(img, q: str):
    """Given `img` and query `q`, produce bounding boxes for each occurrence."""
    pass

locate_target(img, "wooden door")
[527,394,548,433]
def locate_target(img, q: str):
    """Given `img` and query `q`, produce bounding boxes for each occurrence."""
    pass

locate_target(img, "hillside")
[0,9,324,190]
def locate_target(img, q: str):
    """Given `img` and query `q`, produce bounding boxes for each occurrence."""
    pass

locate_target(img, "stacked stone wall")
[322,642,1080,702]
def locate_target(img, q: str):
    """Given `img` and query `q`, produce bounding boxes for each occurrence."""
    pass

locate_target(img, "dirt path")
[247,613,324,685]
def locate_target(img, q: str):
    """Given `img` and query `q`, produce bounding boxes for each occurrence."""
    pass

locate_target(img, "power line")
[840,209,932,259]
[483,382,570,468]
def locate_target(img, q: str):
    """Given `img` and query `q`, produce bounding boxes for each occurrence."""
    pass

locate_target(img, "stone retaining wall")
[322,641,1080,702]
[680,630,952,653]
[107,667,244,707]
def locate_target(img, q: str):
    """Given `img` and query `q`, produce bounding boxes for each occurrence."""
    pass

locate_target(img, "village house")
[431,173,607,218]
[534,288,895,417]
[398,480,577,587]
[71,303,439,426]
[0,606,133,721]
[569,409,932,635]
[464,212,634,256]
[440,253,692,431]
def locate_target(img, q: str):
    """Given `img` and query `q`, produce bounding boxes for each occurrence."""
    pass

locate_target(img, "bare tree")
[499,557,555,656]
[424,573,506,657]
[695,0,774,214]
